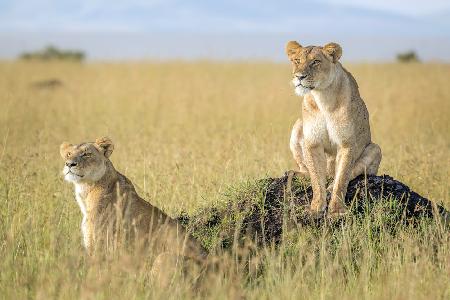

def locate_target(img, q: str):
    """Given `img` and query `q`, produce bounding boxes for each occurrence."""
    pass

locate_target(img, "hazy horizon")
[1,0,449,62]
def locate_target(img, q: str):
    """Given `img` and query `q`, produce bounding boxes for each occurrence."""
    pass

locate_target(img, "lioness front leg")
[289,119,309,177]
[328,146,352,216]
[303,143,327,216]
[82,218,95,255]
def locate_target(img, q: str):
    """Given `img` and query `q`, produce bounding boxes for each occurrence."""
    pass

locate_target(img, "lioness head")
[60,137,114,183]
[285,41,342,96]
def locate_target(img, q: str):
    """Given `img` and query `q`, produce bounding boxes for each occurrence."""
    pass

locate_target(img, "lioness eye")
[313,60,320,65]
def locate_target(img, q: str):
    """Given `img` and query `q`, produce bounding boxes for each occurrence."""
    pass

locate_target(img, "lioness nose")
[298,74,308,80]
[66,161,77,167]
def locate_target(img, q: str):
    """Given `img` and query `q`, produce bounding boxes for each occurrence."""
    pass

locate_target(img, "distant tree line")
[18,45,420,63]
[20,45,85,62]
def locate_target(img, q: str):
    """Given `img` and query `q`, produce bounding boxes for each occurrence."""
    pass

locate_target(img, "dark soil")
[179,173,450,251]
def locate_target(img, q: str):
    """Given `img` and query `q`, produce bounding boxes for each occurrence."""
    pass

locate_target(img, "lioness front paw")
[285,170,307,179]
[327,199,348,217]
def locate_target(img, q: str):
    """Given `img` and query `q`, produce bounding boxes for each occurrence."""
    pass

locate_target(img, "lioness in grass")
[286,41,382,217]
[60,137,206,261]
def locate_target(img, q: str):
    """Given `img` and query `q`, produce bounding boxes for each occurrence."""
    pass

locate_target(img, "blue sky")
[1,0,449,33]
[0,0,449,60]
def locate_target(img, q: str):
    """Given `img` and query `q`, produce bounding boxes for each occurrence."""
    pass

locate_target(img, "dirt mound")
[179,173,449,251]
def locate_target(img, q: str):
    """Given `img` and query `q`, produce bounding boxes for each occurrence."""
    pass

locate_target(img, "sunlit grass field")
[0,61,449,299]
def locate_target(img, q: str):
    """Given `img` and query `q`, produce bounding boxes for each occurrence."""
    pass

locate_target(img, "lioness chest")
[302,94,354,154]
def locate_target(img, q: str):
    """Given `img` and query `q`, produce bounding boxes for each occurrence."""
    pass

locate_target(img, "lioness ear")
[322,42,342,63]
[285,41,302,61]
[60,142,72,159]
[95,137,114,158]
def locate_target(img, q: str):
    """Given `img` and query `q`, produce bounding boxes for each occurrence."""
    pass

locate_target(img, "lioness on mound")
[60,137,207,261]
[286,41,382,217]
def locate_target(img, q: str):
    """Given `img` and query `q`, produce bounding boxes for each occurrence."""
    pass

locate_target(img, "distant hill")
[0,1,449,61]
[0,0,448,36]
[1,32,449,62]
[427,10,450,28]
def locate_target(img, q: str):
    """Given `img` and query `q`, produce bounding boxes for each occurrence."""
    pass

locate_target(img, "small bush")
[19,45,85,62]
[396,51,420,63]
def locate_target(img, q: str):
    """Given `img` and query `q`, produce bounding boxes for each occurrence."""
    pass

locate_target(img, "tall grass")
[0,61,449,299]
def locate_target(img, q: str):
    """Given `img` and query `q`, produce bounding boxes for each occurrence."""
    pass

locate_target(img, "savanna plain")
[0,61,449,299]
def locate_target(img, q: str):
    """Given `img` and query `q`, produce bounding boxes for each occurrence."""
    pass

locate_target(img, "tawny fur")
[60,137,206,260]
[286,41,382,217]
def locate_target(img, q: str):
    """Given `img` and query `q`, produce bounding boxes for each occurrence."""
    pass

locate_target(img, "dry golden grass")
[0,61,449,299]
